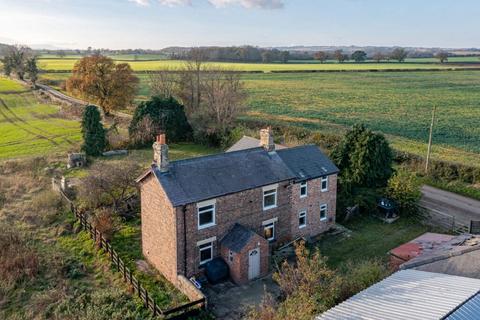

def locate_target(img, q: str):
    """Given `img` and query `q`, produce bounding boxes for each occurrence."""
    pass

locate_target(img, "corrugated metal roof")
[317,270,480,320]
[445,292,480,320]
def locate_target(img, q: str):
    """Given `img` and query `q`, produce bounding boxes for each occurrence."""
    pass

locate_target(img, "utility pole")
[425,105,437,173]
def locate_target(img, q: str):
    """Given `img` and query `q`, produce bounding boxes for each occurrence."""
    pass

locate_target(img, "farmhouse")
[137,128,338,285]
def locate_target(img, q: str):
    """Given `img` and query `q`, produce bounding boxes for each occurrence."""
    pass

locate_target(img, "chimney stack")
[260,127,275,152]
[153,134,169,172]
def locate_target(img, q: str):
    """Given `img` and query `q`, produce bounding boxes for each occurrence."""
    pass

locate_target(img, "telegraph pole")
[425,105,437,173]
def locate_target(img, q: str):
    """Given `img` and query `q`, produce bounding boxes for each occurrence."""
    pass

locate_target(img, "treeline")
[170,46,292,63]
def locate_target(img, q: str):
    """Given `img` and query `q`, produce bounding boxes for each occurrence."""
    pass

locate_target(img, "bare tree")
[435,51,449,63]
[372,52,385,63]
[148,69,179,98]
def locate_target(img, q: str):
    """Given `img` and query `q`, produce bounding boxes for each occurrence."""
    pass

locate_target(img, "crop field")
[36,57,478,72]
[0,77,81,160]
[38,53,168,61]
[241,71,480,164]
[38,69,480,166]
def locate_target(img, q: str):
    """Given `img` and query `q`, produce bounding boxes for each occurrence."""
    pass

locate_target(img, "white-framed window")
[299,210,307,228]
[197,200,216,230]
[264,222,275,241]
[300,181,308,198]
[263,185,278,210]
[198,241,213,265]
[320,204,328,221]
[321,176,329,192]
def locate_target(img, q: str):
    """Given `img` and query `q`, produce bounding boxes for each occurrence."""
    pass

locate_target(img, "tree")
[129,96,192,146]
[57,50,66,58]
[334,50,347,63]
[261,51,274,63]
[386,168,421,215]
[1,45,33,80]
[79,162,140,216]
[372,52,385,63]
[314,51,328,63]
[279,51,290,63]
[332,124,393,188]
[435,51,449,63]
[390,48,408,62]
[25,57,39,86]
[351,50,367,63]
[190,67,246,145]
[81,105,106,156]
[66,55,139,115]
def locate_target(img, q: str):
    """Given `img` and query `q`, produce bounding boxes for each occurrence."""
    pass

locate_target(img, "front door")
[248,248,260,280]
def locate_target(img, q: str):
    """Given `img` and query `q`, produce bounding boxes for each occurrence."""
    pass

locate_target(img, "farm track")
[0,97,59,146]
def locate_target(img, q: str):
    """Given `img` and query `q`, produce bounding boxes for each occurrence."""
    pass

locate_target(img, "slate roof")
[220,223,260,253]
[226,136,287,152]
[150,144,338,207]
[277,145,339,181]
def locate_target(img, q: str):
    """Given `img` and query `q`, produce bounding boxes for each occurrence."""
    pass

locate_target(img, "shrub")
[129,96,192,146]
[386,168,421,216]
[92,207,118,241]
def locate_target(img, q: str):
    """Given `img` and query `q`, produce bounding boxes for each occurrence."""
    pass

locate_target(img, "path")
[420,185,480,226]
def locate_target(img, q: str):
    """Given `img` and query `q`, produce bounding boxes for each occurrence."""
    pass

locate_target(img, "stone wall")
[176,275,206,302]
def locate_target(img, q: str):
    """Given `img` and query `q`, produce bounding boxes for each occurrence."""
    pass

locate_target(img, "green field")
[38,53,168,61]
[37,58,479,72]
[0,77,81,159]
[38,70,480,166]
[241,71,480,164]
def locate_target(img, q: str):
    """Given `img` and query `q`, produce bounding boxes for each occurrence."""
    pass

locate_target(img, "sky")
[0,0,479,50]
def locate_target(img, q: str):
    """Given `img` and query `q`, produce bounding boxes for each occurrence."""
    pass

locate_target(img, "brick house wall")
[290,174,338,240]
[175,180,292,278]
[139,174,179,284]
[220,234,269,285]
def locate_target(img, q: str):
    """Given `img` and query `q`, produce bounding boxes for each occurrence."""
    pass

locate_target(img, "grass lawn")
[37,58,475,72]
[0,77,81,160]
[317,215,430,268]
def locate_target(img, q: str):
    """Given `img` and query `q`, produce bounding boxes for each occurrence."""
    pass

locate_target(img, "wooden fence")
[419,206,470,234]
[59,190,206,319]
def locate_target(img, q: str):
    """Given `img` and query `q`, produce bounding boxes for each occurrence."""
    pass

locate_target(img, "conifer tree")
[81,105,106,156]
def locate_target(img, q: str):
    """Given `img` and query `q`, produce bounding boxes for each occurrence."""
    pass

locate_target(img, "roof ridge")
[171,146,264,165]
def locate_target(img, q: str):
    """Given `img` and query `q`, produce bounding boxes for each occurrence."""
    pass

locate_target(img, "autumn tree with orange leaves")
[66,54,138,115]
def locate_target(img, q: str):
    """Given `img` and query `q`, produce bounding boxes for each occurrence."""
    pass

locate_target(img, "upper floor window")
[264,222,275,241]
[299,210,307,228]
[197,200,216,229]
[320,204,328,221]
[300,181,308,198]
[321,176,329,192]
[263,185,278,210]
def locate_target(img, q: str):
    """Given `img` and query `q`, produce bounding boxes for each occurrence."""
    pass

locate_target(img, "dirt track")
[420,185,480,225]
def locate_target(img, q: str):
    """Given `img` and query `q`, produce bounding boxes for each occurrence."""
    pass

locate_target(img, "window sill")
[321,189,328,193]
[300,195,307,199]
[320,218,327,222]
[198,223,216,230]
[263,205,277,211]
[299,225,306,229]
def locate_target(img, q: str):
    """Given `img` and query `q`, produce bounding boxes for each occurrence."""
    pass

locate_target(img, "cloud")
[208,0,284,9]
[129,0,151,6]
[128,0,284,9]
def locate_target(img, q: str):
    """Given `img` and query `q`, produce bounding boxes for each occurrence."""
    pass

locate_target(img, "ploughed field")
[0,77,81,159]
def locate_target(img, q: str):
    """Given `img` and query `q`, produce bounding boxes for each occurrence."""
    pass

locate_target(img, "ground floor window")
[264,222,275,241]
[199,242,213,265]
[299,210,307,228]
[320,204,328,221]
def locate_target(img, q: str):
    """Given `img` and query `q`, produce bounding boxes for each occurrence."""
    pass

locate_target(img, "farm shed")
[316,270,480,320]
